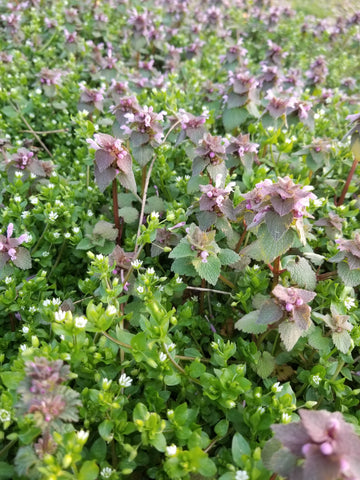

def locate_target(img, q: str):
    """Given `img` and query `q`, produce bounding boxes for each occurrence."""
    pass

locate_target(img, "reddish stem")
[336,157,359,206]
[235,223,247,253]
[112,179,123,245]
[271,256,281,288]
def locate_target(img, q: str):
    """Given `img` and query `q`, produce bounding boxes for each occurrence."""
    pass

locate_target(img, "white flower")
[22,326,29,334]
[14,195,21,202]
[52,298,61,306]
[136,286,144,294]
[19,344,28,352]
[166,444,177,456]
[75,316,87,329]
[257,406,265,415]
[29,306,37,313]
[15,171,24,178]
[119,373,133,388]
[53,232,60,238]
[312,374,321,385]
[73,227,80,233]
[30,196,39,205]
[159,352,167,362]
[272,382,283,393]
[43,299,51,306]
[131,259,143,269]
[55,310,66,322]
[282,412,292,423]
[55,200,63,206]
[21,211,30,219]
[87,209,93,217]
[48,183,55,189]
[64,232,71,238]
[167,343,176,352]
[76,430,89,443]
[167,409,174,418]
[175,176,182,182]
[4,276,12,284]
[100,467,114,479]
[42,251,49,257]
[96,254,104,260]
[102,378,112,390]
[344,296,356,310]
[235,470,249,480]
[147,267,155,275]
[106,305,117,316]
[150,211,159,220]
[48,211,58,222]
[176,277,183,284]
[0,409,11,423]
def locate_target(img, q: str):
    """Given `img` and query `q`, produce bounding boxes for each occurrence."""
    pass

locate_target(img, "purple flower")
[265,90,295,119]
[39,68,64,86]
[0,223,31,270]
[306,56,328,86]
[267,409,360,480]
[199,175,236,216]
[272,285,316,330]
[332,233,360,270]
[78,85,104,113]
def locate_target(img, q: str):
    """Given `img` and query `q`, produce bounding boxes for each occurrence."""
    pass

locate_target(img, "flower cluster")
[121,104,166,145]
[333,233,360,270]
[0,223,31,270]
[272,285,316,330]
[199,174,235,216]
[265,409,360,480]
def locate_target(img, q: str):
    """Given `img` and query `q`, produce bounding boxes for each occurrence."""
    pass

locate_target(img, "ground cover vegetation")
[1,0,360,479]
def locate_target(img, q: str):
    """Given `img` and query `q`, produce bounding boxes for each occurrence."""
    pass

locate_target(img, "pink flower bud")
[200,251,209,263]
[320,442,333,455]
[285,303,294,312]
[295,298,303,306]
[302,443,312,456]
[209,152,215,158]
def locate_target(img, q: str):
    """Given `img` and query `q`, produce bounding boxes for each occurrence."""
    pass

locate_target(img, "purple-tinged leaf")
[257,299,283,325]
[94,164,117,192]
[292,304,311,330]
[93,221,118,241]
[118,170,137,195]
[12,247,32,270]
[271,196,295,216]
[95,150,114,173]
[278,321,303,350]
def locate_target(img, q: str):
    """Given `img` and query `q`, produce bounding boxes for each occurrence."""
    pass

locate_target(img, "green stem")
[49,240,66,278]
[331,360,345,381]
[163,343,201,385]
[0,438,17,457]
[219,274,236,290]
[31,224,49,254]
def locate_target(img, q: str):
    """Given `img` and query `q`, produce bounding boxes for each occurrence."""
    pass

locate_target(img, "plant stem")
[336,157,359,206]
[219,274,236,290]
[163,343,201,385]
[112,178,123,245]
[235,224,247,253]
[31,223,49,254]
[271,256,281,288]
[49,240,67,278]
[0,438,17,457]
[141,165,147,197]
[316,270,337,281]
[331,360,345,381]
[186,286,232,295]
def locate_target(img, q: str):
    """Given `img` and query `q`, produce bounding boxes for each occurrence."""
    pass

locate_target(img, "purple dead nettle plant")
[192,132,228,180]
[314,304,353,354]
[108,79,129,104]
[264,90,295,119]
[257,64,280,91]
[169,108,208,145]
[219,39,248,67]
[306,55,328,87]
[78,84,104,113]
[0,223,31,270]
[226,133,259,172]
[109,245,135,290]
[314,212,344,240]
[224,70,258,109]
[4,147,53,181]
[329,232,360,287]
[198,174,236,217]
[263,409,360,480]
[265,39,288,66]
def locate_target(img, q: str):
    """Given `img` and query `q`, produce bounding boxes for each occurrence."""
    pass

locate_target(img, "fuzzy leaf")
[118,170,137,195]
[118,206,139,224]
[262,438,298,476]
[131,144,154,167]
[169,241,193,259]
[193,256,221,285]
[218,249,240,266]
[286,256,317,290]
[171,258,197,276]
[76,238,93,250]
[332,331,352,354]
[338,262,360,287]
[308,327,331,354]
[223,108,248,131]
[95,150,114,172]
[255,351,276,379]
[94,164,117,192]
[187,174,209,194]
[265,211,293,241]
[241,228,295,263]
[279,321,304,351]
[257,300,283,325]
[130,131,150,148]
[144,195,165,214]
[234,310,267,334]
[192,156,209,176]
[270,197,295,216]
[12,247,32,270]
[93,221,118,241]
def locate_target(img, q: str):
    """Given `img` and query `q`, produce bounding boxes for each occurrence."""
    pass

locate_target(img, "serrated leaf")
[241,228,295,263]
[193,256,221,285]
[262,438,297,476]
[131,144,153,167]
[169,241,193,259]
[218,248,239,266]
[94,164,117,192]
[12,247,32,270]
[76,238,93,250]
[332,331,352,354]
[287,256,317,289]
[0,462,15,480]
[171,258,197,276]
[255,351,275,379]
[278,321,303,351]
[144,195,165,214]
[95,150,114,172]
[93,221,118,241]
[338,262,360,287]
[234,310,267,334]
[187,174,209,194]
[265,211,293,241]
[308,327,331,354]
[257,300,283,325]
[118,170,137,195]
[118,206,139,224]
[223,108,248,131]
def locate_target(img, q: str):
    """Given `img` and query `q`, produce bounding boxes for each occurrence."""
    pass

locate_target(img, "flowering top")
[0,223,31,270]
[169,108,208,144]
[78,85,104,113]
[332,233,360,270]
[272,284,316,330]
[193,133,228,180]
[121,104,166,145]
[267,409,360,480]
[87,133,136,193]
[199,174,235,216]
[4,147,52,180]
[226,133,259,170]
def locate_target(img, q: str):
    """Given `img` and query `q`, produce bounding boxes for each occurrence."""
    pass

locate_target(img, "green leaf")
[18,427,42,445]
[232,432,251,467]
[286,256,316,290]
[0,462,15,480]
[76,237,93,250]
[255,351,275,379]
[189,361,206,378]
[93,220,118,241]
[241,228,295,263]
[218,249,240,266]
[171,258,197,276]
[278,321,303,351]
[338,262,360,287]
[332,331,352,354]
[193,255,221,285]
[223,108,248,131]
[132,144,154,167]
[235,311,267,334]
[0,371,24,389]
[151,432,166,452]
[187,175,209,194]
[98,420,114,441]
[169,241,193,259]
[144,195,165,214]
[133,403,148,422]
[118,206,139,224]
[214,419,229,437]
[164,372,181,386]
[265,211,293,241]
[90,438,107,462]
[197,456,217,477]
[308,327,331,354]
[78,461,99,480]
[12,247,32,270]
